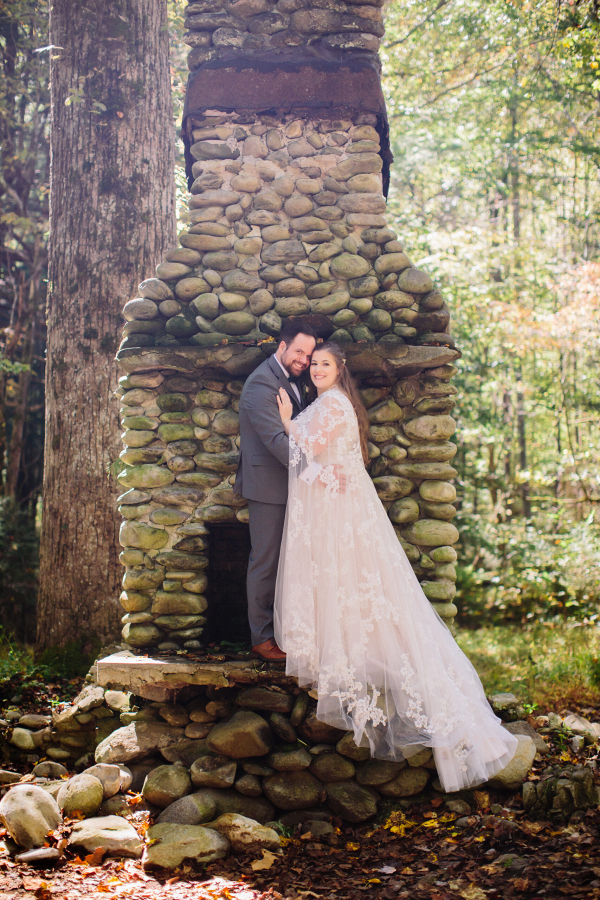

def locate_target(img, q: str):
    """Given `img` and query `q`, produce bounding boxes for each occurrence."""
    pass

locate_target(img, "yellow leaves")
[84,847,106,867]
[473,790,490,810]
[383,810,419,837]
[460,885,488,900]
[250,850,279,871]
[345,842,361,851]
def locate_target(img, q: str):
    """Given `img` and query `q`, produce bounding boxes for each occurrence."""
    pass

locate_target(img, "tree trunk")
[37,0,175,652]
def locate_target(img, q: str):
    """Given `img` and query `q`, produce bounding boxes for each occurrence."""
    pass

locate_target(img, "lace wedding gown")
[274,387,518,793]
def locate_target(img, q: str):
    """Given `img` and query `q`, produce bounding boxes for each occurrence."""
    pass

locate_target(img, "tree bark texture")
[38,0,175,651]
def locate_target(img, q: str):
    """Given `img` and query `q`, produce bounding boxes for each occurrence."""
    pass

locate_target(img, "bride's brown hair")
[312,340,370,465]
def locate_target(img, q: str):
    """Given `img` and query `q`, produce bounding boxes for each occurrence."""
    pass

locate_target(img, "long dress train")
[274,386,517,793]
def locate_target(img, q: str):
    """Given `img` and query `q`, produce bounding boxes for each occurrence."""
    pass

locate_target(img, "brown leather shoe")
[252,638,286,661]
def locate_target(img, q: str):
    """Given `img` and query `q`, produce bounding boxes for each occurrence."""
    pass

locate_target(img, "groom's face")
[280,334,317,378]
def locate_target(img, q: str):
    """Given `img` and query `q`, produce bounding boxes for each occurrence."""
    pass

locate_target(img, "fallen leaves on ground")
[2,696,600,899]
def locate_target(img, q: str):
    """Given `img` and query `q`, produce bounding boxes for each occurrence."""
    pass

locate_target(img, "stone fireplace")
[113,0,461,655]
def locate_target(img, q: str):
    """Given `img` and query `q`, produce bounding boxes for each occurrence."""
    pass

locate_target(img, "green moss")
[36,636,103,680]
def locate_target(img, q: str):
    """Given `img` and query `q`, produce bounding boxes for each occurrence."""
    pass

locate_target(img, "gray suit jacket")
[234,354,304,505]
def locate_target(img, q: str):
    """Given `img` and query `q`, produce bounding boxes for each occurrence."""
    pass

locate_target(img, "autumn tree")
[36,0,175,652]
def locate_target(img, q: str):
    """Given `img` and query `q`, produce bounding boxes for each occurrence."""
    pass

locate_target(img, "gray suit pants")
[247,499,287,647]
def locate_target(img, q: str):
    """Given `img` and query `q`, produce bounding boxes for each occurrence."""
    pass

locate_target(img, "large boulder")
[325,782,379,823]
[262,770,322,810]
[142,764,191,808]
[207,710,272,758]
[236,687,294,714]
[95,722,185,764]
[356,759,407,786]
[143,824,229,870]
[68,816,142,859]
[208,814,280,853]
[190,788,275,824]
[487,735,536,791]
[563,713,598,745]
[377,767,429,798]
[503,721,550,756]
[309,753,355,782]
[57,775,104,817]
[0,785,62,849]
[299,712,345,744]
[190,755,237,788]
[157,792,217,825]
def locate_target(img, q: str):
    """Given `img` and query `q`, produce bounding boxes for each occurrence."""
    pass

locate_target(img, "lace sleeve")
[289,390,349,466]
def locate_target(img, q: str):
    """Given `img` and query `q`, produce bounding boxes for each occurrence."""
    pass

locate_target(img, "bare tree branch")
[386,0,454,49]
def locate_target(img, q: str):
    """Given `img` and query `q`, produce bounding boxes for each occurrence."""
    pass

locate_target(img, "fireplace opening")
[205,522,251,646]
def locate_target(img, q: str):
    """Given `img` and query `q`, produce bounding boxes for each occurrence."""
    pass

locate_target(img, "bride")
[274,341,517,793]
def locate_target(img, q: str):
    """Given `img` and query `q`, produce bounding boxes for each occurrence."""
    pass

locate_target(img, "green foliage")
[455,511,600,624]
[383,0,600,623]
[0,625,38,681]
[36,636,102,680]
[457,621,600,704]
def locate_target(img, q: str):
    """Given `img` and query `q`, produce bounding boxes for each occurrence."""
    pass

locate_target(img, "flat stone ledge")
[116,343,460,380]
[96,653,298,701]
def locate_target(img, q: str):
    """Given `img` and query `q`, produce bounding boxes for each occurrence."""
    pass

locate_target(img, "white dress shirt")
[274,354,301,405]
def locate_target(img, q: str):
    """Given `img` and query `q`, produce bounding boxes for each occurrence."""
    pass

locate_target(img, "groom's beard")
[279,349,308,380]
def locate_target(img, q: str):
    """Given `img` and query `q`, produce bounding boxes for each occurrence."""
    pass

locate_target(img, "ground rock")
[208,813,280,852]
[14,847,61,867]
[563,713,598,744]
[336,732,371,761]
[262,770,322,810]
[0,770,21,784]
[309,753,355,782]
[325,782,379,822]
[142,764,192,807]
[143,823,229,869]
[377,766,429,797]
[356,759,407,786]
[82,764,130,798]
[31,762,68,779]
[57,774,104,817]
[190,788,275,823]
[503,721,550,755]
[487,734,536,790]
[157,792,217,825]
[68,816,142,859]
[100,794,131,816]
[0,785,62,849]
[10,727,36,750]
[95,722,185,764]
[191,755,237,788]
[299,711,345,744]
[207,710,272,758]
[269,749,312,771]
[236,687,293,713]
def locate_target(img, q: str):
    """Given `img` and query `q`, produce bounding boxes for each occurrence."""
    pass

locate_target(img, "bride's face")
[310,350,339,392]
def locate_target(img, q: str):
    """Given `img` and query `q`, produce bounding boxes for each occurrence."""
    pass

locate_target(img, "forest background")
[1,0,599,697]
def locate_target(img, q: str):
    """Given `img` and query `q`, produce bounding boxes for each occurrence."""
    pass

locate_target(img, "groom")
[234,320,317,661]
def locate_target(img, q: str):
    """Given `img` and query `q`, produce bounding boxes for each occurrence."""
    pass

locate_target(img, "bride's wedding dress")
[274,386,518,793]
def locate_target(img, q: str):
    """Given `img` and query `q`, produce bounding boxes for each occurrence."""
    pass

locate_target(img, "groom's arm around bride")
[234,321,317,660]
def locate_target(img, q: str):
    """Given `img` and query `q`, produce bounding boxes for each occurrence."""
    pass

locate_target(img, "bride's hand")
[276,388,293,433]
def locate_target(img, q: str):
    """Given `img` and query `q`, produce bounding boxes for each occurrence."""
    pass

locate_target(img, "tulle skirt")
[274,393,517,792]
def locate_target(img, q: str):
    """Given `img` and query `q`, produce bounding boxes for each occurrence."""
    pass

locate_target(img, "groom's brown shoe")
[252,638,286,661]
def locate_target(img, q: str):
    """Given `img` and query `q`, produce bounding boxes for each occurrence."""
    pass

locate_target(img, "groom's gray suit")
[234,354,304,647]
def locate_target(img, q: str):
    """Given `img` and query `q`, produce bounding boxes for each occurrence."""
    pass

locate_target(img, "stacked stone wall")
[183,0,385,70]
[116,111,461,652]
